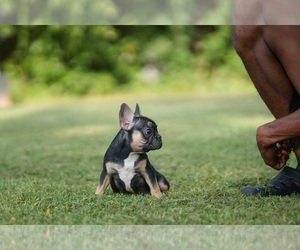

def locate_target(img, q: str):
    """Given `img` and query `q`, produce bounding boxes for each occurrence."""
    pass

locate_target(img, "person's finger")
[273,153,289,170]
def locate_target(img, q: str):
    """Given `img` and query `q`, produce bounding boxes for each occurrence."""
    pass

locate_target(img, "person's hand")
[258,141,291,170]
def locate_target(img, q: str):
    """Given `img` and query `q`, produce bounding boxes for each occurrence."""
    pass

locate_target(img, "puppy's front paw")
[95,185,105,195]
[151,190,162,199]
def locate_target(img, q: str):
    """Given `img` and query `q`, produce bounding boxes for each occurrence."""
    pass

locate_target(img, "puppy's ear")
[119,103,134,130]
[134,103,141,117]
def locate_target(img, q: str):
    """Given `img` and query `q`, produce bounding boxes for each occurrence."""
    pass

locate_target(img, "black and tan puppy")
[95,103,169,198]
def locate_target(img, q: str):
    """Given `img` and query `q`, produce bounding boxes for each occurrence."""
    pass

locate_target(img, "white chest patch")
[118,153,139,192]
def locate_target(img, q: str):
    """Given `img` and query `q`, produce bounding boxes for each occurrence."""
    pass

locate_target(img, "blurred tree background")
[0,25,250,102]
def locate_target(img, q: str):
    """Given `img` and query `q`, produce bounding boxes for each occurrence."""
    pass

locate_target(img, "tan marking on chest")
[134,159,147,172]
[105,162,122,174]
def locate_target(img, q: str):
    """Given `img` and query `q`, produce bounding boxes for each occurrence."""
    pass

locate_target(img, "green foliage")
[199,26,233,69]
[196,26,244,76]
[1,25,246,101]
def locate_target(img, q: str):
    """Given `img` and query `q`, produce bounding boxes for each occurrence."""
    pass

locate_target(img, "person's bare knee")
[233,26,262,57]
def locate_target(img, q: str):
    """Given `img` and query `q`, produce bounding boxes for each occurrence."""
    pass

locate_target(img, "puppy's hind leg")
[154,169,170,192]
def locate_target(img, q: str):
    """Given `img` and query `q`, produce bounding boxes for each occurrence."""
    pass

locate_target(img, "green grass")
[1,92,300,225]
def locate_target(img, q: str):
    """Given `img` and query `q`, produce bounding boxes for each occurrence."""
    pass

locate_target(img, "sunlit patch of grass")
[51,125,113,138]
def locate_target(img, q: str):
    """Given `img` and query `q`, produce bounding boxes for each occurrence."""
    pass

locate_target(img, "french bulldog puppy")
[95,103,169,198]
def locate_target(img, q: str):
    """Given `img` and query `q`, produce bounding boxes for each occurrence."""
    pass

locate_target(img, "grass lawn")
[1,92,300,225]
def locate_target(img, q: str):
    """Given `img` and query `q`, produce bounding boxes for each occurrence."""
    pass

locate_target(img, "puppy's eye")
[145,128,153,135]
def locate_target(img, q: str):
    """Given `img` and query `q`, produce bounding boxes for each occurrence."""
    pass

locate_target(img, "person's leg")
[233,26,294,118]
[233,25,300,195]
[260,26,300,170]
[233,26,300,170]
[263,26,300,96]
